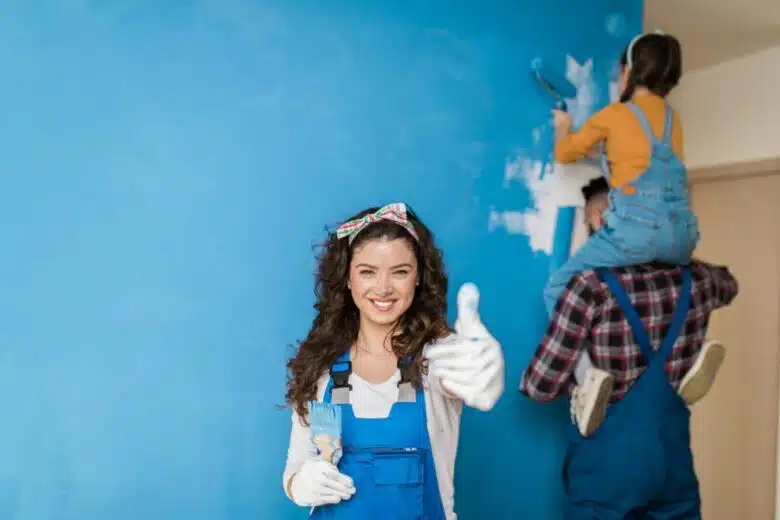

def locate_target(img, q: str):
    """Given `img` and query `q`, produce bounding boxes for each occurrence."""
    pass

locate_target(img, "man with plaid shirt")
[520,178,738,519]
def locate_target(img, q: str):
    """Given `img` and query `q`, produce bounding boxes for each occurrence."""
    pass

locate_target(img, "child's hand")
[552,109,572,131]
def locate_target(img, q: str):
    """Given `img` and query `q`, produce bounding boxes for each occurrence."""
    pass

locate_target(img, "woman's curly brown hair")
[285,204,451,422]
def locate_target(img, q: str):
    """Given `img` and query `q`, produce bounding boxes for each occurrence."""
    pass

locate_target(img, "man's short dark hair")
[581,177,609,203]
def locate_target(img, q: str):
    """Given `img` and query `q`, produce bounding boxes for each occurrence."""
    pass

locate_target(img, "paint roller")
[531,58,577,111]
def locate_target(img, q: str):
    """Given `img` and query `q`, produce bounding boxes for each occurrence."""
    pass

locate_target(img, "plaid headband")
[336,202,419,244]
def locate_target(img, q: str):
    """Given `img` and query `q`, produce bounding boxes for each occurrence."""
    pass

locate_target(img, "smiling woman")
[282,202,504,520]
[285,203,450,418]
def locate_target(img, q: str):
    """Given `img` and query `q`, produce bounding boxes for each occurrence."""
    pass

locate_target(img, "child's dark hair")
[619,33,682,103]
[581,177,609,202]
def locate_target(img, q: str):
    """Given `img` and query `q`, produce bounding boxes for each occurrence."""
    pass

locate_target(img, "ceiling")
[645,0,780,71]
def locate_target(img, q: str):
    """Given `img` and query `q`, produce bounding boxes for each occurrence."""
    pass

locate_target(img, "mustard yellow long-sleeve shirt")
[554,94,684,193]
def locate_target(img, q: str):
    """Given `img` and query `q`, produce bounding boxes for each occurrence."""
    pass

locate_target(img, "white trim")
[688,157,780,185]
[569,207,588,255]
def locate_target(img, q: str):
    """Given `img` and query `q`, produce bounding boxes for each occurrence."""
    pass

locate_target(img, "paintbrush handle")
[314,434,342,465]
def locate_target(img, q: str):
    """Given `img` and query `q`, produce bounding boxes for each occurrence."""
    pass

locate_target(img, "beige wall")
[665,46,780,517]
[690,174,780,520]
[671,45,780,169]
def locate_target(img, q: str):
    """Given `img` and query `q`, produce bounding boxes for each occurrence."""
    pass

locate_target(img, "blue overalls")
[564,267,701,519]
[544,101,700,315]
[310,352,446,520]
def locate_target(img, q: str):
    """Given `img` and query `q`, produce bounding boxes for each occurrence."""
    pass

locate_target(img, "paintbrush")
[307,401,343,465]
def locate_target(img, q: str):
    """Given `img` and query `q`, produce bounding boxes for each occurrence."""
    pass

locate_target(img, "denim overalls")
[310,352,446,520]
[544,102,699,315]
[564,267,701,519]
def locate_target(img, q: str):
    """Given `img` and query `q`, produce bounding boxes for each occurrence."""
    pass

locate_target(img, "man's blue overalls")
[310,352,446,520]
[564,267,701,519]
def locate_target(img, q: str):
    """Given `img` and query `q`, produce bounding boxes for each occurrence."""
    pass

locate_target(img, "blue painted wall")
[0,1,641,518]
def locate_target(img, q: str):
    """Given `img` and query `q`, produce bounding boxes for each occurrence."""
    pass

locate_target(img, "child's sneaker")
[570,367,614,436]
[678,339,726,405]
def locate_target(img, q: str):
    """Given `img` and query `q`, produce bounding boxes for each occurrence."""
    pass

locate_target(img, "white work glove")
[425,283,505,411]
[289,459,356,507]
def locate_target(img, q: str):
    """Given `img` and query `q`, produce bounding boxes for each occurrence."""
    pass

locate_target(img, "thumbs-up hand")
[454,282,481,336]
[424,283,505,411]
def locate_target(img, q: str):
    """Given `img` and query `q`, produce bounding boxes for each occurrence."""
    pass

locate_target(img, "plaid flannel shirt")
[520,262,739,403]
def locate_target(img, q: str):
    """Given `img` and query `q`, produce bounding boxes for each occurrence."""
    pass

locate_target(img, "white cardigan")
[283,368,464,519]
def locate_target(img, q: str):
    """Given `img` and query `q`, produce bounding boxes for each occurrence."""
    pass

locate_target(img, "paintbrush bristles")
[308,401,342,430]
[307,401,344,464]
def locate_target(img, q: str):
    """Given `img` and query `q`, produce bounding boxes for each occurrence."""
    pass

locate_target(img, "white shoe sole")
[579,369,614,437]
[679,339,726,405]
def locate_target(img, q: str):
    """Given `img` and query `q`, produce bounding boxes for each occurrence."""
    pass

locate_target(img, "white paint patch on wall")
[490,157,600,253]
[609,80,620,103]
[605,13,627,38]
[565,56,597,129]
[487,207,525,234]
[489,55,602,254]
[607,54,623,104]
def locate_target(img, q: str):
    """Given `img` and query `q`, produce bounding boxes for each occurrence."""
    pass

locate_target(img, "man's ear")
[593,212,604,232]
[586,205,604,233]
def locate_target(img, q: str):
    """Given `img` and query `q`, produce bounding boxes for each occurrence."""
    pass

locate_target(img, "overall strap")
[397,356,417,403]
[657,267,692,360]
[661,103,675,147]
[329,351,352,404]
[328,351,417,405]
[597,267,693,365]
[599,145,611,177]
[626,102,657,145]
[598,268,655,362]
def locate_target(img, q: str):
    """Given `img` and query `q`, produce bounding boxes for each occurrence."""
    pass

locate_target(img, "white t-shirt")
[283,368,463,519]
